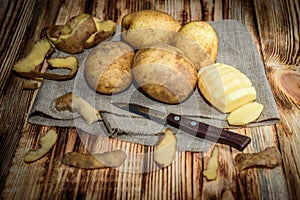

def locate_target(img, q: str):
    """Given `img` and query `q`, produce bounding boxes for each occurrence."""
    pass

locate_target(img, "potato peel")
[61,150,127,169]
[234,146,282,171]
[203,146,219,181]
[54,92,102,125]
[154,128,177,168]
[24,128,58,163]
[84,18,116,48]
[46,56,79,80]
[13,37,79,80]
[13,38,53,74]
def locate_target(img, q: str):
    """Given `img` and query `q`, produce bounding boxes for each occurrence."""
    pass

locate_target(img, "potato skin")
[85,41,134,94]
[47,14,97,54]
[175,21,218,70]
[132,43,197,104]
[121,10,181,48]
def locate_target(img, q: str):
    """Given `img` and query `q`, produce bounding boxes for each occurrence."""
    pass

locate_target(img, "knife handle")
[166,113,251,151]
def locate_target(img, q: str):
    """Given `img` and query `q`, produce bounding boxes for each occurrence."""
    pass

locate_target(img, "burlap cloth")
[28,20,280,152]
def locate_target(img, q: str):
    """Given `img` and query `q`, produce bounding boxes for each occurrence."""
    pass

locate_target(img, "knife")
[112,103,251,151]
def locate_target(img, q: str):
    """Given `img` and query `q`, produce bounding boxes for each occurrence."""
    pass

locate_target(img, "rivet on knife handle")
[166,113,251,151]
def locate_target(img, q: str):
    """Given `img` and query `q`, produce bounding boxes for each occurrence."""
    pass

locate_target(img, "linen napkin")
[28,20,280,152]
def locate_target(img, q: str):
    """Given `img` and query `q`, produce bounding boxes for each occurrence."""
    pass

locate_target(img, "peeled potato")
[132,43,198,104]
[84,41,134,94]
[198,63,256,113]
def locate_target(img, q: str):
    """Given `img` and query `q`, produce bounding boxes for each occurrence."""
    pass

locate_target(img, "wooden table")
[1,0,299,199]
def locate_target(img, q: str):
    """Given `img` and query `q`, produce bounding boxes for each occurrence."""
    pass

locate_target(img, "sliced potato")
[154,128,177,168]
[227,102,264,125]
[61,150,127,169]
[198,63,257,113]
[24,128,58,163]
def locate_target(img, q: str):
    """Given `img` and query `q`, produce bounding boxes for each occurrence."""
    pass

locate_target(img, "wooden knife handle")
[166,113,251,151]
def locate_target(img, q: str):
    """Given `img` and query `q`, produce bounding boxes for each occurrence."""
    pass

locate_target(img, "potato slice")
[198,63,257,113]
[227,102,264,125]
[24,128,58,163]
[234,147,282,171]
[61,150,127,169]
[203,146,219,181]
[54,92,102,125]
[154,128,177,168]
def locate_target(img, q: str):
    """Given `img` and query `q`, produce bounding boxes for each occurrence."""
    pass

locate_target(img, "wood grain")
[0,0,299,199]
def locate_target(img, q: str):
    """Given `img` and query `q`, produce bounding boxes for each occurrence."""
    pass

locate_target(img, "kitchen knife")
[112,103,251,151]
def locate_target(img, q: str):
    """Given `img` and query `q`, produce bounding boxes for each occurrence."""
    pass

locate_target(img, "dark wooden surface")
[0,0,299,199]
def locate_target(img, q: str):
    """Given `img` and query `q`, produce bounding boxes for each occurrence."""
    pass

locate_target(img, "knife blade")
[112,102,251,151]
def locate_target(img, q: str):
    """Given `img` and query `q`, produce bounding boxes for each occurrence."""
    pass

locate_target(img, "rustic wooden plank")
[1,0,299,199]
[253,0,300,199]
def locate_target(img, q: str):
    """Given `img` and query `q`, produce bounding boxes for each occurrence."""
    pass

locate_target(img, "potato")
[47,13,97,54]
[121,10,181,48]
[198,63,256,113]
[132,43,198,104]
[175,21,218,70]
[84,41,134,94]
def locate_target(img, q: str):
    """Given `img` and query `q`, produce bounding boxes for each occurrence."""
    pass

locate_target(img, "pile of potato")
[84,10,263,125]
[13,10,263,126]
[85,10,218,101]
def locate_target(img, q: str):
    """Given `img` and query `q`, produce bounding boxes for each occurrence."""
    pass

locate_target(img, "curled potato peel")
[24,128,58,163]
[13,38,79,80]
[54,92,102,125]
[47,14,116,53]
[61,150,127,169]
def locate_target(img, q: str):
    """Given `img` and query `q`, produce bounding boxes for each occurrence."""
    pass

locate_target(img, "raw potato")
[132,43,198,104]
[54,92,102,125]
[203,146,219,181]
[47,13,97,54]
[84,18,116,48]
[198,63,256,113]
[85,41,134,94]
[227,102,264,125]
[61,150,127,169]
[175,21,218,70]
[24,128,58,163]
[121,10,181,48]
[234,146,282,171]
[154,128,177,168]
